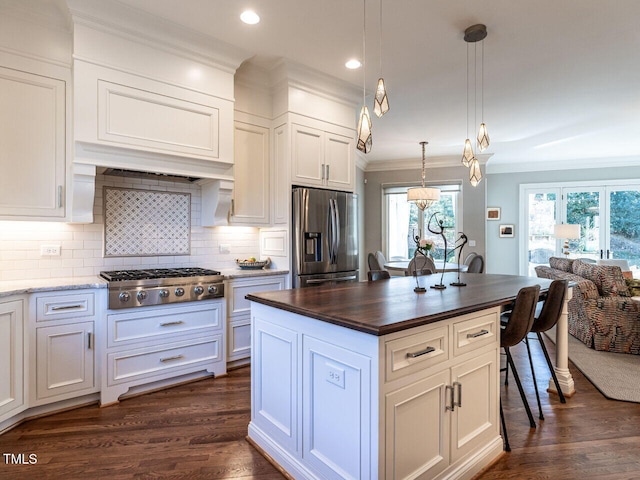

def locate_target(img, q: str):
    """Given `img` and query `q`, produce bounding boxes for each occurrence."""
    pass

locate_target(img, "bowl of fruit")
[236,257,271,270]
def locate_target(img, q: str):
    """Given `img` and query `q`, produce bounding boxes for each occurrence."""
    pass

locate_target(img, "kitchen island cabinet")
[246,273,562,480]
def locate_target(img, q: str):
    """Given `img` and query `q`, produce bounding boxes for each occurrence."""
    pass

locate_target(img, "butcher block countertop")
[247,272,553,336]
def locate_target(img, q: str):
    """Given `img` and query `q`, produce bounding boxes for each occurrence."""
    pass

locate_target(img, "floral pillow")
[573,260,631,297]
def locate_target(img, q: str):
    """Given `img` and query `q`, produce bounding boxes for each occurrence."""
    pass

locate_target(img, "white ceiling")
[103,1,640,171]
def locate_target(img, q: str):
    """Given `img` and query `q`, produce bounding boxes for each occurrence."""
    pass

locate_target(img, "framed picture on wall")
[486,207,501,220]
[499,224,515,238]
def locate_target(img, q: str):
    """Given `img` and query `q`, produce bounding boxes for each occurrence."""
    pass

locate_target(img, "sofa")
[535,257,640,354]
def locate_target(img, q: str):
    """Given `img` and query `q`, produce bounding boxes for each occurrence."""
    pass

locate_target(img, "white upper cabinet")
[291,122,355,192]
[231,119,270,225]
[0,66,67,220]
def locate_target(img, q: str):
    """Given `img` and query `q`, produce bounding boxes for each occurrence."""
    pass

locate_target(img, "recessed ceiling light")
[240,10,260,25]
[345,59,362,69]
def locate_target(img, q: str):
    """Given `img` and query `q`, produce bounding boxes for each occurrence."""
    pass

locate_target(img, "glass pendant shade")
[407,187,440,211]
[356,105,372,153]
[469,157,482,187]
[374,78,389,117]
[462,138,475,167]
[477,122,490,151]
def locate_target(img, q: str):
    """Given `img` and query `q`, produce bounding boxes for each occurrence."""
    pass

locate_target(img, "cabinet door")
[232,121,270,225]
[273,124,289,224]
[227,276,286,318]
[325,132,354,191]
[291,124,324,187]
[385,370,451,480]
[0,66,65,219]
[36,322,95,401]
[0,300,24,420]
[228,317,251,361]
[450,350,499,462]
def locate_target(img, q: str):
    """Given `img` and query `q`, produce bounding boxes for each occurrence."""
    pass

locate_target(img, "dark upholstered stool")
[500,284,540,452]
[367,270,390,281]
[525,279,568,419]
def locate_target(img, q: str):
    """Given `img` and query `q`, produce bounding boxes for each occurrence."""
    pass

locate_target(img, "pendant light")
[357,0,372,153]
[462,24,487,186]
[476,38,490,151]
[407,141,440,210]
[373,0,389,117]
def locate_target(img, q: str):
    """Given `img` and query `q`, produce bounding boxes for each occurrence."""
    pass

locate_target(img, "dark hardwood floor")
[1,336,639,479]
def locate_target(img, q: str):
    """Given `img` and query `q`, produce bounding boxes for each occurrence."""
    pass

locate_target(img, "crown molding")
[66,0,249,73]
[485,155,640,174]
[362,153,492,172]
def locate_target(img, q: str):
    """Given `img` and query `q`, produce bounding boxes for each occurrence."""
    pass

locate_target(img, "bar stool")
[500,284,539,452]
[367,270,390,281]
[524,279,568,420]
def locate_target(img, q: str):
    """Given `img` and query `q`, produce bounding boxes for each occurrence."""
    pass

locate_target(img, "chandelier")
[407,141,440,210]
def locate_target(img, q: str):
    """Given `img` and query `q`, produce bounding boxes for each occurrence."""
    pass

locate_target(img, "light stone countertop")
[0,269,290,298]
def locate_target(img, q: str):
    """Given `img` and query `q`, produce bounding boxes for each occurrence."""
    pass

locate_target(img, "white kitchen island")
[246,273,559,480]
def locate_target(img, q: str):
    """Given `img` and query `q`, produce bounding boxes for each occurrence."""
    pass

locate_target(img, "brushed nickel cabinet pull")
[325,164,330,181]
[160,321,184,327]
[445,385,455,411]
[51,304,84,311]
[57,185,63,208]
[230,199,235,216]
[87,332,93,350]
[453,381,462,408]
[406,346,436,358]
[466,329,489,339]
[160,354,184,363]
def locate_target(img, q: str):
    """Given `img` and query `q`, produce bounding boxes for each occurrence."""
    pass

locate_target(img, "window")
[384,184,462,261]
[521,181,640,277]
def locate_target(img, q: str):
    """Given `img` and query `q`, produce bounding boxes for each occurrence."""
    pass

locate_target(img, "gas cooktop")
[100,267,221,282]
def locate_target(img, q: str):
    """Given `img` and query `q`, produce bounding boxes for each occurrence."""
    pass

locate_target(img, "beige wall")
[362,166,486,265]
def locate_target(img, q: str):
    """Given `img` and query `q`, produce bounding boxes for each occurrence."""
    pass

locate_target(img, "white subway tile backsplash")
[0,174,262,281]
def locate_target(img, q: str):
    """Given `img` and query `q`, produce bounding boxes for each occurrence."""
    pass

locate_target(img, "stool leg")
[500,397,511,452]
[505,347,536,429]
[525,335,544,420]
[504,357,510,386]
[537,332,567,403]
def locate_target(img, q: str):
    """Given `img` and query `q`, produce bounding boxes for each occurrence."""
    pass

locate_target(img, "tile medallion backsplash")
[104,187,191,257]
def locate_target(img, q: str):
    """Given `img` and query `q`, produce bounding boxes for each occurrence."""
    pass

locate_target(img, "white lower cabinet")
[31,290,99,405]
[35,322,95,401]
[101,300,226,405]
[226,275,286,365]
[249,303,501,480]
[0,298,25,423]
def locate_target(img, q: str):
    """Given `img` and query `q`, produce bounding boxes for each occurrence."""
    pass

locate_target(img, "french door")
[521,182,640,275]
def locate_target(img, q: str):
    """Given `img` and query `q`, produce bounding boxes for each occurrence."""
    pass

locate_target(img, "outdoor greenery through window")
[385,184,461,261]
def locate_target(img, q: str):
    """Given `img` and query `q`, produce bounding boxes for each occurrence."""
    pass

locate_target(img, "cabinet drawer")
[36,292,95,322]
[453,310,498,357]
[228,317,251,361]
[107,302,222,348]
[107,336,222,385]
[227,277,285,317]
[385,325,448,382]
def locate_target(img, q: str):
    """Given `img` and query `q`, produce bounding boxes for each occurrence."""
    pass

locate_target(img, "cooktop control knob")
[119,292,131,303]
[175,287,185,297]
[194,285,204,295]
[207,284,219,295]
[137,290,147,302]
[159,289,170,298]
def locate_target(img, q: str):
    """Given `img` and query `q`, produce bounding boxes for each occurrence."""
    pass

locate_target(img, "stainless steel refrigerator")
[292,187,359,288]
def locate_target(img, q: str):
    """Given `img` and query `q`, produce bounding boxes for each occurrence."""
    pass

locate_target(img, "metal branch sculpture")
[427,212,448,290]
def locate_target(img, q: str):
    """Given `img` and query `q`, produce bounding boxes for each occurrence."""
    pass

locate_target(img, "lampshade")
[553,224,580,239]
[407,187,441,210]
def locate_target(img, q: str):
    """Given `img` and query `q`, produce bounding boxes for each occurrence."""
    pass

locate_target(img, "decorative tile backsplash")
[104,187,191,257]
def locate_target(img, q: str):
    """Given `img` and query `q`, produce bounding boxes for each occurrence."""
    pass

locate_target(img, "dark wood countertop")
[246,273,553,336]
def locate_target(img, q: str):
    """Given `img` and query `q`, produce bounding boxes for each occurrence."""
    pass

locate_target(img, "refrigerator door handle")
[332,198,341,258]
[306,275,357,285]
[327,199,335,264]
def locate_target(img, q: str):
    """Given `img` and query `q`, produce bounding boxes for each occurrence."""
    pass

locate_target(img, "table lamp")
[553,224,580,256]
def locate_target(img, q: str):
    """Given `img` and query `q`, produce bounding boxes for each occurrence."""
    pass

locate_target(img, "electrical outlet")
[219,244,230,254]
[40,245,61,256]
